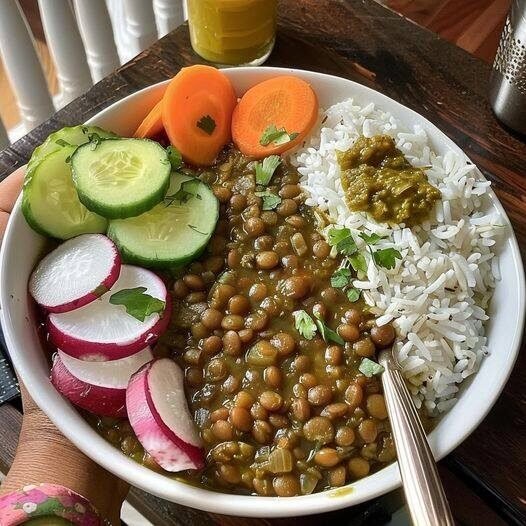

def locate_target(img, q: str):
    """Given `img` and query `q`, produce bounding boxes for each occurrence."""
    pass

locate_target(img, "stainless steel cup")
[489,0,526,134]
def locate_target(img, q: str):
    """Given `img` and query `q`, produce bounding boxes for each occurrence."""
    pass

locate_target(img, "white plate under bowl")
[1,68,524,517]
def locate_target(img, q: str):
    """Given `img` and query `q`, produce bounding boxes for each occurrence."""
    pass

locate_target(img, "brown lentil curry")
[90,147,413,497]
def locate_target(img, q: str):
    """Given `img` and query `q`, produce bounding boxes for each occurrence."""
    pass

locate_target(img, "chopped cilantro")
[348,252,367,273]
[313,312,344,345]
[109,287,165,322]
[292,310,317,340]
[196,115,216,135]
[255,190,281,210]
[346,287,361,302]
[327,227,357,256]
[373,248,402,269]
[328,227,351,247]
[359,232,384,245]
[255,155,281,185]
[164,178,201,206]
[166,146,182,170]
[259,125,298,146]
[359,358,385,377]
[331,268,352,288]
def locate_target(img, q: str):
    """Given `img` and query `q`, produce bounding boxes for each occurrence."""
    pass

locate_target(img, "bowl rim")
[1,66,524,517]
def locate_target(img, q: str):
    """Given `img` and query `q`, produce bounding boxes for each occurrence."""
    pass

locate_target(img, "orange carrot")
[162,65,237,166]
[133,100,164,138]
[231,76,318,159]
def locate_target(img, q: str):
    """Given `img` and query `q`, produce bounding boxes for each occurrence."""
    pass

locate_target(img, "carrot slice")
[133,100,164,138]
[231,76,318,159]
[162,65,237,166]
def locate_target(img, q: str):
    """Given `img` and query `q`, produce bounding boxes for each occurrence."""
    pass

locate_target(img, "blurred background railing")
[0,0,511,151]
[0,0,187,150]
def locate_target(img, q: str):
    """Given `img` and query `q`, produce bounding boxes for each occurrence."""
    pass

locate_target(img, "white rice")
[291,98,505,416]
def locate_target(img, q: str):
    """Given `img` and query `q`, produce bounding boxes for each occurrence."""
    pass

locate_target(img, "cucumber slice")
[108,173,219,268]
[26,125,116,181]
[71,138,171,219]
[22,146,107,239]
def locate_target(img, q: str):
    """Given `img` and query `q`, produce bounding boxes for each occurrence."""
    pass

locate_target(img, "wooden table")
[0,1,525,524]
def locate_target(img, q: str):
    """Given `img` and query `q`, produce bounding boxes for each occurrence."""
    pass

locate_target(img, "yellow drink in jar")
[187,0,278,66]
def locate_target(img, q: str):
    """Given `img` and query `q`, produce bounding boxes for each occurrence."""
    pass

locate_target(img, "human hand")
[0,166,129,524]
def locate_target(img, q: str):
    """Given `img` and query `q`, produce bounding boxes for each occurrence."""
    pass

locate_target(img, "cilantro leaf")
[346,287,361,302]
[348,253,367,274]
[166,146,182,170]
[359,358,385,377]
[255,155,281,185]
[359,232,384,245]
[331,268,352,288]
[373,248,402,269]
[328,227,351,247]
[259,125,298,146]
[196,115,216,135]
[109,287,165,322]
[337,235,358,256]
[164,178,202,206]
[293,310,317,340]
[255,190,281,210]
[327,227,357,256]
[313,312,344,345]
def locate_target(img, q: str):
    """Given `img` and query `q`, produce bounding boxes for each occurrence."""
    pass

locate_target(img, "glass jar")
[187,0,278,66]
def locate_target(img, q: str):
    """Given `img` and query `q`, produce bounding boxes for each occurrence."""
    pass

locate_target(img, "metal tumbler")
[489,0,526,134]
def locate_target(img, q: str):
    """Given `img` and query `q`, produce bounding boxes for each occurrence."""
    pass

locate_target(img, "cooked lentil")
[90,148,424,496]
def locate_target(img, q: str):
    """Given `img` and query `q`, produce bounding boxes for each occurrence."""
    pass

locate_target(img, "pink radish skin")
[127,359,204,471]
[29,234,121,313]
[51,348,153,417]
[47,265,171,361]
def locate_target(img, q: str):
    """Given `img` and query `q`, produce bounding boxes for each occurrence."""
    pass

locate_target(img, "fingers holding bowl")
[0,165,25,242]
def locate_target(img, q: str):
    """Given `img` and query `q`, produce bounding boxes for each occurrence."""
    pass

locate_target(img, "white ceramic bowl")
[1,68,524,517]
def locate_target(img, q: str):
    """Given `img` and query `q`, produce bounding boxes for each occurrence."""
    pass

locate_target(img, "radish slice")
[29,234,121,313]
[47,265,170,361]
[127,358,204,471]
[51,347,153,417]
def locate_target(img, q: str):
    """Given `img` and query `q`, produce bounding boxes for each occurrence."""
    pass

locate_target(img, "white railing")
[0,0,186,148]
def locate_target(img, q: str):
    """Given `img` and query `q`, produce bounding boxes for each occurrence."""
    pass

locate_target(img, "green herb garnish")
[346,287,361,302]
[292,310,317,340]
[328,227,351,247]
[255,190,281,210]
[373,248,402,269]
[166,145,183,170]
[164,178,201,206]
[359,358,385,377]
[327,227,357,256]
[331,268,352,288]
[348,253,367,274]
[313,312,344,345]
[255,155,281,185]
[196,115,216,135]
[359,232,384,245]
[109,287,165,322]
[260,125,298,146]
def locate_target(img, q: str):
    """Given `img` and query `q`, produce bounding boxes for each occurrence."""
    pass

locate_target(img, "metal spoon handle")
[379,350,454,526]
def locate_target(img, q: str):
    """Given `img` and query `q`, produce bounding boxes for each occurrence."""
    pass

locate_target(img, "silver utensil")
[379,349,454,526]
[489,0,526,134]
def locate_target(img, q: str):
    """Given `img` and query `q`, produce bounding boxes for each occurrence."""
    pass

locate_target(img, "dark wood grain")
[0,0,524,523]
